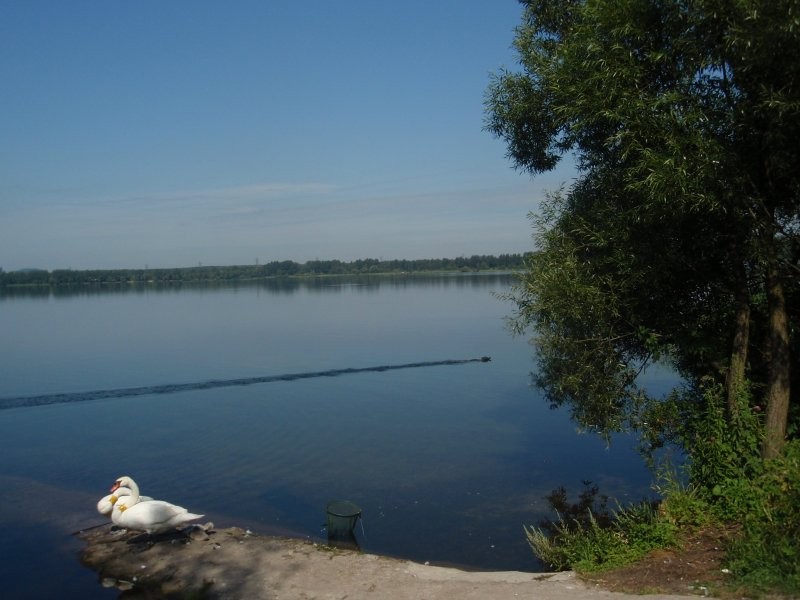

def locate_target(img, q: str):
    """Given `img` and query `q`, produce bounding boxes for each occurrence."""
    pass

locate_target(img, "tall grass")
[525,482,678,573]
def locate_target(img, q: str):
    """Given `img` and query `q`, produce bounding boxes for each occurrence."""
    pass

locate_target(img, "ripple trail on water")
[0,357,492,411]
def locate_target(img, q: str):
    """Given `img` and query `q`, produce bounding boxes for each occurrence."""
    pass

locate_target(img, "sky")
[0,1,575,271]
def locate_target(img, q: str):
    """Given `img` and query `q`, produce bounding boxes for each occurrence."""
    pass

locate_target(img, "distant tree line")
[0,254,528,287]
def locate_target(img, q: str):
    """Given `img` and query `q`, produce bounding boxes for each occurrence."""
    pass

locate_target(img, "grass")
[525,495,679,574]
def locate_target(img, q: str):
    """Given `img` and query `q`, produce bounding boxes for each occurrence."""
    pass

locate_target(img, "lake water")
[0,274,673,598]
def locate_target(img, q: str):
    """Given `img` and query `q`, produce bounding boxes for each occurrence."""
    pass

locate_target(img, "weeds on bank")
[526,383,799,597]
[723,439,800,596]
[525,480,681,573]
[681,384,800,596]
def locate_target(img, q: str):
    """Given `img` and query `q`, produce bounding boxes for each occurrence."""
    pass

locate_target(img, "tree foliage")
[486,0,799,456]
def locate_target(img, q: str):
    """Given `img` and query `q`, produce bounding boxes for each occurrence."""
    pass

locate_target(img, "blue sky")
[0,1,574,271]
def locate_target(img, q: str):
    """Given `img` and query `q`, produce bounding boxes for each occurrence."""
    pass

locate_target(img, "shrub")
[678,381,763,521]
[525,483,677,573]
[724,440,800,595]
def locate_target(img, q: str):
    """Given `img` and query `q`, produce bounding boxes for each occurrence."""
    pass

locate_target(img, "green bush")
[663,382,799,594]
[525,509,640,572]
[678,381,763,521]
[525,485,677,573]
[724,440,800,595]
[663,383,799,594]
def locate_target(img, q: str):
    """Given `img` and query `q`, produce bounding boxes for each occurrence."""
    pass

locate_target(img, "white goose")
[96,486,153,517]
[109,475,204,534]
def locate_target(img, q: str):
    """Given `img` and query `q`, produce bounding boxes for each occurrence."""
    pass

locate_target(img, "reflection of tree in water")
[537,481,613,536]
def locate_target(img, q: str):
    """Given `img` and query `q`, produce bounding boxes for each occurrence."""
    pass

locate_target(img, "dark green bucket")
[326,500,362,539]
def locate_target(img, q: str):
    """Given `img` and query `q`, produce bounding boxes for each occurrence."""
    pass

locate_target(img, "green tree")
[486,0,799,457]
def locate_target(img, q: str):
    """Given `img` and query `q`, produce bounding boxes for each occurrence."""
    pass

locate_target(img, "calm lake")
[0,273,673,598]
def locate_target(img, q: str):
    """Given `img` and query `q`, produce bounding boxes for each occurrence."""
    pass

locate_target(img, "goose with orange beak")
[109,475,204,534]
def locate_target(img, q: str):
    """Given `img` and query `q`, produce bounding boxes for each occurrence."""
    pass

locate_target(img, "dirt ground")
[78,524,708,600]
[581,527,736,598]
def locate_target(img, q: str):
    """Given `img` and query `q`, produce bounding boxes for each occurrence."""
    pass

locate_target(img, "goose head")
[110,475,136,493]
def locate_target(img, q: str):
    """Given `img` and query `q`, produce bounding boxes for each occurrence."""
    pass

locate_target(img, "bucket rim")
[326,499,362,517]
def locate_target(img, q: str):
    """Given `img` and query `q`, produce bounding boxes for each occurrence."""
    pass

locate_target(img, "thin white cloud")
[158,182,339,202]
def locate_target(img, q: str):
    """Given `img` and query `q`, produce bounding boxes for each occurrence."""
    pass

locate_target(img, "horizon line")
[4,252,532,274]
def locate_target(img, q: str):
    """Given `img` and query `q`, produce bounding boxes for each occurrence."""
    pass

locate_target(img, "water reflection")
[0,272,515,301]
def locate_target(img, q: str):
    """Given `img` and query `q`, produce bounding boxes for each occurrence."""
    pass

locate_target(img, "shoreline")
[77,524,690,599]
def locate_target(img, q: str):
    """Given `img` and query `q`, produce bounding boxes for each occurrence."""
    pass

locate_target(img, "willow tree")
[486,0,799,457]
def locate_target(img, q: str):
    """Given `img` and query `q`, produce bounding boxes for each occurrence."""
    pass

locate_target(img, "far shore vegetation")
[0,254,526,288]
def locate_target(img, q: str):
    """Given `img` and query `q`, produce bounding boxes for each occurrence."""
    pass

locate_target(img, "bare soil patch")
[581,527,738,597]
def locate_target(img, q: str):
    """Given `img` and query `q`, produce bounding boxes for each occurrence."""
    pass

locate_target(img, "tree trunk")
[762,249,791,459]
[726,273,750,422]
